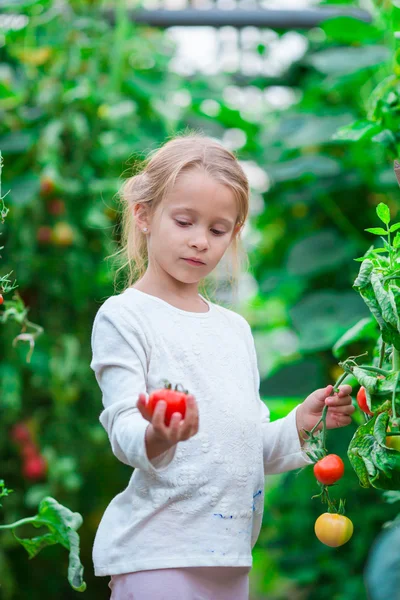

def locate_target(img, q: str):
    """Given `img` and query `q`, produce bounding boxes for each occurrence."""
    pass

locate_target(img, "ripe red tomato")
[10,422,32,445]
[313,454,344,485]
[315,513,353,547]
[37,225,53,245]
[23,454,47,480]
[147,388,187,426]
[40,176,55,196]
[356,386,374,416]
[0,294,3,305]
[47,198,65,216]
[356,375,384,416]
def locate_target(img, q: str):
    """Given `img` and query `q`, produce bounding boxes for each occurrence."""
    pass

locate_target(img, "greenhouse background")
[1,0,400,598]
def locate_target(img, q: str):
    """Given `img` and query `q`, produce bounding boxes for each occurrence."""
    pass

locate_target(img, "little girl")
[90,133,354,600]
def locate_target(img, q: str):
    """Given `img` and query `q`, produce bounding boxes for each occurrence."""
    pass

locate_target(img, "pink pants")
[108,566,250,599]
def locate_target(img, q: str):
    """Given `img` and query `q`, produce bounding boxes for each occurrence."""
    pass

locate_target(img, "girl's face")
[138,169,240,291]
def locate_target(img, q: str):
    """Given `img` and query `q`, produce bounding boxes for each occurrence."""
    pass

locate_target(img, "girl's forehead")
[168,171,235,203]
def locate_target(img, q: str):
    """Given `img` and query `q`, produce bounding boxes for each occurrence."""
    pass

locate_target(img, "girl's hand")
[297,384,355,434]
[136,393,199,446]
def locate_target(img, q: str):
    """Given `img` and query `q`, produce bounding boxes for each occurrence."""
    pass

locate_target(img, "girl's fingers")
[329,406,356,418]
[325,395,353,407]
[137,394,152,421]
[337,385,352,396]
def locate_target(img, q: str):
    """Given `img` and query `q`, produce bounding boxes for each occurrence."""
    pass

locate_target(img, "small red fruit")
[147,386,188,426]
[47,199,65,216]
[356,375,384,417]
[20,442,39,460]
[0,294,3,305]
[23,454,47,480]
[37,225,53,244]
[11,422,31,445]
[40,176,55,197]
[314,454,345,485]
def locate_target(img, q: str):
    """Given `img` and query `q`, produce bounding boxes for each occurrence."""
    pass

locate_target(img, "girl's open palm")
[136,393,199,446]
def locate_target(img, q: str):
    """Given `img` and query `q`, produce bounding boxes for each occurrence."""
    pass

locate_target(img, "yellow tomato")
[51,222,74,246]
[315,513,354,547]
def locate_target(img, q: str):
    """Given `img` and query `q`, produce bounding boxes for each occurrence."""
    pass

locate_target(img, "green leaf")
[377,202,391,225]
[371,129,396,147]
[332,120,382,142]
[365,227,388,235]
[0,131,37,154]
[390,223,400,233]
[306,46,390,75]
[332,316,379,359]
[0,497,86,592]
[286,229,355,277]
[353,260,400,350]
[348,408,400,490]
[267,156,341,183]
[290,289,368,352]
[321,16,383,44]
[3,174,41,207]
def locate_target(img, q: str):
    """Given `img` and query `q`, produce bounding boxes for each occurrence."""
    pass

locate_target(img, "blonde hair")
[108,130,250,305]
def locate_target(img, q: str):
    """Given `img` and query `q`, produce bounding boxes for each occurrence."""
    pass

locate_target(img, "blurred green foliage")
[1,0,400,598]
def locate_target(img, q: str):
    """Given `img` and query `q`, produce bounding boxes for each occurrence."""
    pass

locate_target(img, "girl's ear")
[133,202,149,231]
[233,222,242,236]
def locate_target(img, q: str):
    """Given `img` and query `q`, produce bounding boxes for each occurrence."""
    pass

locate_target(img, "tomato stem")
[392,369,400,423]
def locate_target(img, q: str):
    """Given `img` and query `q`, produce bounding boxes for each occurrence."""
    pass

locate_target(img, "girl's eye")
[175,220,225,236]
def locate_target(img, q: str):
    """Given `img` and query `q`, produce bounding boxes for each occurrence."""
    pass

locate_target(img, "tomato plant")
[314,513,354,547]
[147,381,188,426]
[329,202,400,490]
[314,454,344,485]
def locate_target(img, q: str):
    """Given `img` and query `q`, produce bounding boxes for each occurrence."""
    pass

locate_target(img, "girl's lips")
[182,258,205,266]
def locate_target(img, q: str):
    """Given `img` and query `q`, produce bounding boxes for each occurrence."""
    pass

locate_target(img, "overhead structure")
[102,6,372,29]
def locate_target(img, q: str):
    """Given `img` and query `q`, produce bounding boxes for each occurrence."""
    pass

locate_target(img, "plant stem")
[309,373,346,437]
[393,348,400,372]
[357,365,391,375]
[0,516,37,530]
[378,341,386,369]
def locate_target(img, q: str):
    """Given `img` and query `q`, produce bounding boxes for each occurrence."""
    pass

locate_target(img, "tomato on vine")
[356,386,373,416]
[315,513,353,547]
[314,454,344,485]
[356,375,385,417]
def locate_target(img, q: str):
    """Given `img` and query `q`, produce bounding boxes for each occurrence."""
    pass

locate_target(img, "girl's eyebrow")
[171,206,234,227]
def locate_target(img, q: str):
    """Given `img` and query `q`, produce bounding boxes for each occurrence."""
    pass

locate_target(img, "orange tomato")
[315,513,354,547]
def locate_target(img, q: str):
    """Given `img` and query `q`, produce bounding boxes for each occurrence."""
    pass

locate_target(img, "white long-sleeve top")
[90,287,313,577]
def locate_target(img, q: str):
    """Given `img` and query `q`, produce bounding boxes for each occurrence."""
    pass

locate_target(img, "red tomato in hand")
[147,388,187,426]
[314,454,344,485]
